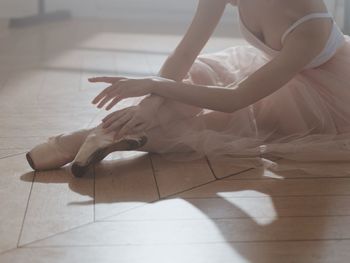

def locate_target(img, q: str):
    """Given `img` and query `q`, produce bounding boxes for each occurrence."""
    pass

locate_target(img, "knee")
[187,61,217,86]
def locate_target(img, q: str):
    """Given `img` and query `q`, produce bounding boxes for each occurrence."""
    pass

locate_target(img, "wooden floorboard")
[94,152,159,221]
[0,154,34,253]
[150,153,216,198]
[18,168,94,246]
[1,240,350,263]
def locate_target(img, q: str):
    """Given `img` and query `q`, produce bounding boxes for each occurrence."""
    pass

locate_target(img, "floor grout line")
[16,237,350,249]
[162,177,218,200]
[93,165,96,222]
[0,247,21,257]
[95,202,155,222]
[221,176,350,181]
[18,220,96,249]
[16,171,36,248]
[164,193,350,199]
[222,176,350,181]
[0,151,27,160]
[90,192,350,222]
[204,156,219,180]
[216,167,257,180]
[148,154,161,200]
[98,213,350,222]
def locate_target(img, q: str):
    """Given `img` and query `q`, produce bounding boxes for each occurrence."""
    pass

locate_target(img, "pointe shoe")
[26,129,92,171]
[71,126,148,177]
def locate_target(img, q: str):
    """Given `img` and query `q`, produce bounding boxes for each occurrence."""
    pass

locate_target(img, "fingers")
[102,109,125,125]
[88,76,125,84]
[104,112,133,132]
[92,85,114,105]
[118,118,138,137]
[105,96,122,111]
[92,81,126,108]
[103,110,131,128]
[97,93,122,109]
[102,112,116,123]
[96,96,112,109]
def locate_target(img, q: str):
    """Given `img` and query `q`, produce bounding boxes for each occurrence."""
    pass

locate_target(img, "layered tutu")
[148,35,350,176]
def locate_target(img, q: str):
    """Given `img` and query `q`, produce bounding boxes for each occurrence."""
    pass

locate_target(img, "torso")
[235,0,333,51]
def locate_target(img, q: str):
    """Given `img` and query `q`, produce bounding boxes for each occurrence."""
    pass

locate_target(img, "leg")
[137,110,234,154]
[71,54,242,175]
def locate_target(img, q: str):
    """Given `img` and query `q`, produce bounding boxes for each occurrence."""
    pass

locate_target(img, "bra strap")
[281,13,333,44]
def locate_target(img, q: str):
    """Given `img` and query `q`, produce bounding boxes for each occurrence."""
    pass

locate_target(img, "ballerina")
[27,0,350,177]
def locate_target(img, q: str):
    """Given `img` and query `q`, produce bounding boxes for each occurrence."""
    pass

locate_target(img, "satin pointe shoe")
[71,126,148,177]
[26,129,92,171]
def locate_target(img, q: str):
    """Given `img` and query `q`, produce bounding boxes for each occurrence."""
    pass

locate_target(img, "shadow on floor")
[19,153,337,262]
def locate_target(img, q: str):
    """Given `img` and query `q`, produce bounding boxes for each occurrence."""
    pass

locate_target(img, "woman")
[27,0,350,177]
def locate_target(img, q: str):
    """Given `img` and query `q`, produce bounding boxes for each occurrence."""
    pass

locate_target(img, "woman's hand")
[89,76,163,110]
[101,105,158,137]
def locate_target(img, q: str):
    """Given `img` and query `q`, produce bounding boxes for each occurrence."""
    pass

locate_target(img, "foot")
[71,127,148,177]
[26,129,92,171]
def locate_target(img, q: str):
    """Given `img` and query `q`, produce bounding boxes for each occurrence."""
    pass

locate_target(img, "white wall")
[0,0,235,24]
[0,0,345,27]
[0,0,38,18]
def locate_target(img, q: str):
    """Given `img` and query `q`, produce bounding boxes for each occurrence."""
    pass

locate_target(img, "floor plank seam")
[153,171,350,201]
[18,220,96,249]
[220,177,350,181]
[0,247,21,257]
[148,154,161,200]
[204,156,219,180]
[93,191,350,223]
[216,167,256,180]
[169,193,350,199]
[98,213,350,222]
[93,165,96,222]
[0,151,27,160]
[95,203,156,222]
[19,237,350,249]
[16,171,36,248]
[223,175,350,180]
[161,178,219,200]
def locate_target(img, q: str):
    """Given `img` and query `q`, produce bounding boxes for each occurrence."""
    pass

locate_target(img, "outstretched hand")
[89,76,156,110]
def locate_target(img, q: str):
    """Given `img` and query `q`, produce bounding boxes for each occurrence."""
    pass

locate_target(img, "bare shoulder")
[270,0,333,71]
[278,0,333,48]
[274,0,329,18]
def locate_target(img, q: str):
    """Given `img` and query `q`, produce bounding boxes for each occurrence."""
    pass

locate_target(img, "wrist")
[149,79,159,95]
[139,92,164,108]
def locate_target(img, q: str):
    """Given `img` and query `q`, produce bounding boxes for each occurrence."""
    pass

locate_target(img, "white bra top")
[237,5,346,69]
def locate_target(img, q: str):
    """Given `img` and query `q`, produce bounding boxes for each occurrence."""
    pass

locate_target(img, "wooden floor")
[1,19,350,263]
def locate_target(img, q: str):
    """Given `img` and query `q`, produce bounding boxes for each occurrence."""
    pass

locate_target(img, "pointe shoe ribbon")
[71,126,147,177]
[73,127,114,165]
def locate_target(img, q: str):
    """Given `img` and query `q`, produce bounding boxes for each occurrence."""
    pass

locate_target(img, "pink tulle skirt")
[146,35,350,176]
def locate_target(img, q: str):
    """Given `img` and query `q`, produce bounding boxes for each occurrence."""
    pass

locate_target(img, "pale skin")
[88,0,333,149]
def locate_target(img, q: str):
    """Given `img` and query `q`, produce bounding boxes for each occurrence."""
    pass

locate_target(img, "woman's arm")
[150,18,333,113]
[89,1,229,135]
[140,0,228,108]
